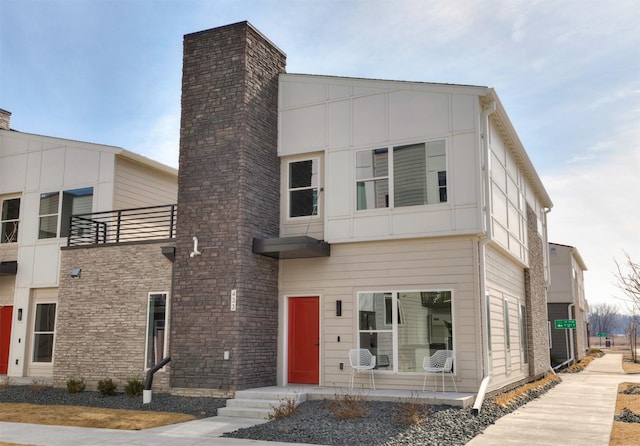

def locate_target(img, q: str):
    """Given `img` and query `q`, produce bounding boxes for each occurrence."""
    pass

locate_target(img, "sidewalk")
[0,354,636,446]
[467,353,640,446]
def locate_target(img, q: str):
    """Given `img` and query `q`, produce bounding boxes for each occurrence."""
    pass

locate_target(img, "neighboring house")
[548,242,589,366]
[53,21,554,397]
[0,108,177,379]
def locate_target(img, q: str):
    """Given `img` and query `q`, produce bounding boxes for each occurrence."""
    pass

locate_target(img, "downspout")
[473,99,496,415]
[568,303,575,365]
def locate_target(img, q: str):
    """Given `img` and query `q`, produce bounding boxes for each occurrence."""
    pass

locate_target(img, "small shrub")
[493,374,561,408]
[66,377,86,394]
[330,389,368,419]
[30,379,49,393]
[0,376,13,388]
[395,392,431,425]
[268,396,298,420]
[124,377,145,398]
[97,378,117,396]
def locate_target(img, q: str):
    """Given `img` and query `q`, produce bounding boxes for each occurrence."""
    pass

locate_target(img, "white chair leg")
[350,369,354,389]
[370,371,375,390]
[450,374,457,392]
[422,374,427,391]
[441,372,445,392]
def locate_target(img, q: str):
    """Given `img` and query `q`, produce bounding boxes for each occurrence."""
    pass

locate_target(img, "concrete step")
[217,406,271,419]
[220,389,308,419]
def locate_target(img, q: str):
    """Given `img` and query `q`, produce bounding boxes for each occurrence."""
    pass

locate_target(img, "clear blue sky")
[1,0,639,310]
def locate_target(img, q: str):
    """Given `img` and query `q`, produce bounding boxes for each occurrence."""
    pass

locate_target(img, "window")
[504,298,511,368]
[358,290,452,372]
[288,159,319,218]
[38,187,93,239]
[146,292,168,368]
[32,303,56,363]
[356,140,447,210]
[356,149,389,210]
[1,197,20,243]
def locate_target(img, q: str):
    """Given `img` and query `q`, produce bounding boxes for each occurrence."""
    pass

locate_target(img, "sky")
[1,0,639,311]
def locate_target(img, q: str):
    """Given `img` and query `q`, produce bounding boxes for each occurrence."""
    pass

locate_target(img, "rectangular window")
[357,140,447,210]
[1,197,20,243]
[288,159,319,218]
[356,148,389,210]
[39,187,93,239]
[504,298,511,368]
[32,303,56,363]
[146,292,168,368]
[358,290,452,373]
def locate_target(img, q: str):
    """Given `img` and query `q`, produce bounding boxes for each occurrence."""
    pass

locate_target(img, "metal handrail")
[67,204,177,247]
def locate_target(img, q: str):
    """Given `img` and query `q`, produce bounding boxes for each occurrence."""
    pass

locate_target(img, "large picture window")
[38,187,93,239]
[1,197,20,243]
[358,290,452,372]
[146,292,168,368]
[288,159,319,218]
[356,140,447,210]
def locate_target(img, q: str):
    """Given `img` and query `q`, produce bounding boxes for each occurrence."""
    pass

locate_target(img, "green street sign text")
[555,319,577,329]
[597,332,607,337]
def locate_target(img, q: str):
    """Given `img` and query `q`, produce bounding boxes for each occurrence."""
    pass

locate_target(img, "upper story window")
[1,197,20,243]
[288,159,319,218]
[356,140,447,211]
[38,187,93,239]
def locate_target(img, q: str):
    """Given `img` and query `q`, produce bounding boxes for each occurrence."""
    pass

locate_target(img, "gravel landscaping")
[0,385,226,418]
[0,376,560,445]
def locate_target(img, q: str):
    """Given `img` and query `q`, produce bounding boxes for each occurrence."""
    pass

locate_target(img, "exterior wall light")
[70,268,81,278]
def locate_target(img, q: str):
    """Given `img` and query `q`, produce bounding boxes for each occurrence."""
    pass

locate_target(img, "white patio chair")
[422,349,457,392]
[348,348,376,390]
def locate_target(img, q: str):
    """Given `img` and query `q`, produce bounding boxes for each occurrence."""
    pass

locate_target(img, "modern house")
[51,21,554,398]
[0,108,177,379]
[548,242,589,367]
[54,22,552,394]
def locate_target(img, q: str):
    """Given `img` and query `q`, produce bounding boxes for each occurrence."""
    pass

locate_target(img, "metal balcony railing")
[67,204,176,247]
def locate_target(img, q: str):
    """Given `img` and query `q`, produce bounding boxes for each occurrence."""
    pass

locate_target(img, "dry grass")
[0,442,34,446]
[268,396,299,420]
[329,390,368,419]
[610,422,640,446]
[492,373,561,408]
[395,394,431,426]
[0,403,195,430]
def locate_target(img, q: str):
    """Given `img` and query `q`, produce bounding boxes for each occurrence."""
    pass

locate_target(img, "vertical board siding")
[279,236,481,391]
[113,157,177,209]
[484,244,528,391]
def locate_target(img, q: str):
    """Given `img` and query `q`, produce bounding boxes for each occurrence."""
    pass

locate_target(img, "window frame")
[357,289,454,374]
[144,292,169,370]
[31,302,57,363]
[38,187,93,240]
[286,158,320,219]
[1,196,21,244]
[355,138,448,211]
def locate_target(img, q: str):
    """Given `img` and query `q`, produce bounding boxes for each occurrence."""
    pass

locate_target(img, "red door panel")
[0,306,13,374]
[288,297,319,384]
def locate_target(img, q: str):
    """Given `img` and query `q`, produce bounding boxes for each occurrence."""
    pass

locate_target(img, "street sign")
[597,332,607,337]
[554,319,577,329]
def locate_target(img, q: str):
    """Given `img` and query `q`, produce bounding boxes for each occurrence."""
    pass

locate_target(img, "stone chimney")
[171,22,286,392]
[0,109,11,130]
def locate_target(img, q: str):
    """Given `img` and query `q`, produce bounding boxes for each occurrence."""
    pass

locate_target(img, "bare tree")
[614,253,640,362]
[589,302,620,337]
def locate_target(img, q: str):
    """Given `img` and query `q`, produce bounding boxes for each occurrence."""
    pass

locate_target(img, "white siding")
[278,236,482,392]
[484,244,528,391]
[113,157,177,209]
[279,75,486,244]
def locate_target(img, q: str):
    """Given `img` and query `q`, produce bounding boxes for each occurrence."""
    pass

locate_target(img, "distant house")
[548,242,589,366]
[0,108,177,379]
[46,22,555,398]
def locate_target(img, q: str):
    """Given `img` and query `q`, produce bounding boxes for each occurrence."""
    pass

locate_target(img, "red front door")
[0,306,12,374]
[287,296,319,384]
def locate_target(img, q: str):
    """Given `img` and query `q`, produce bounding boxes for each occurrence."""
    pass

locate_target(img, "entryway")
[0,306,12,374]
[287,296,319,384]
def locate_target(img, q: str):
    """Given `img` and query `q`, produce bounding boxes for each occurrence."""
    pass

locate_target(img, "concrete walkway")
[0,354,636,445]
[467,353,640,446]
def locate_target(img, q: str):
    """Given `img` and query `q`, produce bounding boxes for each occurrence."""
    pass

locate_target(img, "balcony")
[67,204,176,247]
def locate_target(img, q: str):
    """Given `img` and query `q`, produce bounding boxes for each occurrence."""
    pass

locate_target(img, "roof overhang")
[0,261,17,275]
[253,236,330,259]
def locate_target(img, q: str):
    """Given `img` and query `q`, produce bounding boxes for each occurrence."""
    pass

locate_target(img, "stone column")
[171,22,285,391]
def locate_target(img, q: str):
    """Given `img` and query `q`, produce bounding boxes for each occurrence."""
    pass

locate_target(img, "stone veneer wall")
[524,204,551,376]
[171,22,285,391]
[54,242,173,390]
